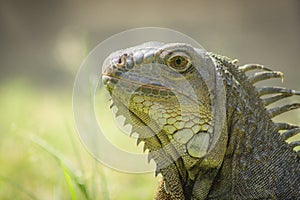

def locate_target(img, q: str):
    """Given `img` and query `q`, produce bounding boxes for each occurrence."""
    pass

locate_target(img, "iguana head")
[102,42,225,161]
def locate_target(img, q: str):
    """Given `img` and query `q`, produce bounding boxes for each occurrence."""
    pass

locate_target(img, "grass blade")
[31,136,91,200]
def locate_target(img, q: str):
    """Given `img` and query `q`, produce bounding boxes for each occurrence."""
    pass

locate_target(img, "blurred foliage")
[0,80,156,199]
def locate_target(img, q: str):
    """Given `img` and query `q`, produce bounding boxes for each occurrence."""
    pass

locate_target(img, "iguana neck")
[207,57,300,199]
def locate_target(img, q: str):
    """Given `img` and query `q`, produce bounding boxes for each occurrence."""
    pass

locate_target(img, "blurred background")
[0,0,299,199]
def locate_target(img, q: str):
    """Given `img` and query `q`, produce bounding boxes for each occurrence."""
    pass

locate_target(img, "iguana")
[101,42,300,199]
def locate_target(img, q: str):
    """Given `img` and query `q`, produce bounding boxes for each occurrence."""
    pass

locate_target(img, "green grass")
[0,79,156,200]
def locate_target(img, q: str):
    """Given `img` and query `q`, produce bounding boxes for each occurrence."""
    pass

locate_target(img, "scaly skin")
[102,42,300,199]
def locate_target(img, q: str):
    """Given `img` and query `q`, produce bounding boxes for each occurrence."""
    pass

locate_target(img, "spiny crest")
[238,63,300,156]
[210,53,300,156]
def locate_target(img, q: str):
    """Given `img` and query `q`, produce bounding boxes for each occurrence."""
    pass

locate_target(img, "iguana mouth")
[102,74,169,91]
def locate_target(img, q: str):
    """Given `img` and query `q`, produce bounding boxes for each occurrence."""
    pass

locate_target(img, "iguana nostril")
[117,58,122,64]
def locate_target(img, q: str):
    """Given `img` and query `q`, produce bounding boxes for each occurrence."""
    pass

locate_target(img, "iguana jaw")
[103,68,187,189]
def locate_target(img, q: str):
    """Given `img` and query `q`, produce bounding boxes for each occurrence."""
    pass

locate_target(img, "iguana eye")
[167,55,191,72]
